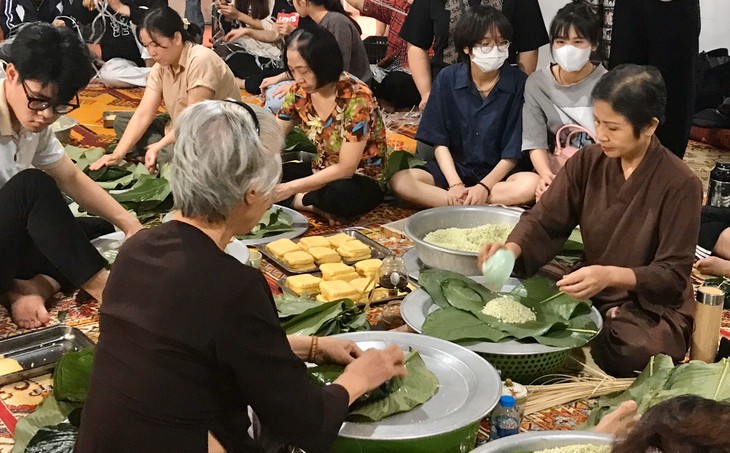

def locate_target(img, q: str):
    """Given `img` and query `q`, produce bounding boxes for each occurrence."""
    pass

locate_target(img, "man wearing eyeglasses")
[0,22,142,329]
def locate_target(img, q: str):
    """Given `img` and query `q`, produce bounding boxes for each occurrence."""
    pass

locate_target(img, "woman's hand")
[594,400,639,437]
[335,345,406,403]
[274,182,296,203]
[314,338,363,365]
[557,265,612,300]
[269,82,293,99]
[216,1,242,20]
[89,152,125,171]
[535,175,553,201]
[144,144,163,173]
[223,28,249,42]
[462,184,489,206]
[446,184,466,206]
[478,242,521,270]
[273,22,296,36]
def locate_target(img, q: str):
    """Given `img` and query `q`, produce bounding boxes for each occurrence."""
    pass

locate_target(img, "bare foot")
[7,275,58,329]
[694,256,730,277]
[81,269,109,303]
[292,193,342,226]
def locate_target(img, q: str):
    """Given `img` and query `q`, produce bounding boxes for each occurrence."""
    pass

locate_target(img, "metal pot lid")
[471,430,613,452]
[400,276,603,355]
[91,231,251,265]
[162,204,309,246]
[332,331,502,441]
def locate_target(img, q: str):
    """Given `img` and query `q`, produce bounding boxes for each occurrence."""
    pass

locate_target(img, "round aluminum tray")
[402,246,482,282]
[400,276,603,355]
[472,430,613,452]
[91,231,250,265]
[163,204,309,246]
[404,206,523,276]
[332,331,502,441]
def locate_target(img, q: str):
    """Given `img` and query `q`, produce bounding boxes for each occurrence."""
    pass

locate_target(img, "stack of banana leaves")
[275,293,370,336]
[66,146,172,224]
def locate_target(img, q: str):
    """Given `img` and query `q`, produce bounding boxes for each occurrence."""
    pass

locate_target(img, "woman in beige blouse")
[90,7,240,173]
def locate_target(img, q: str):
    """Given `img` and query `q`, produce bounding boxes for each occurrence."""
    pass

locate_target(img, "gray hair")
[170,100,283,223]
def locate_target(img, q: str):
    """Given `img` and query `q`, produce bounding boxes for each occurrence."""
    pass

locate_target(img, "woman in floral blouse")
[275,26,387,224]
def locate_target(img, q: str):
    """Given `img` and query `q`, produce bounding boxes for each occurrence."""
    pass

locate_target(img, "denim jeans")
[184,0,205,30]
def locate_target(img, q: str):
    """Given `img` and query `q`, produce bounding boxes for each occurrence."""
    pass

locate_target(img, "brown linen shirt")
[75,221,349,453]
[509,136,701,317]
[146,42,241,122]
[507,137,701,376]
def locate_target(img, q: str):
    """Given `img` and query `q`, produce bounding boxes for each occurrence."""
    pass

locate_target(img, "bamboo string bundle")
[523,360,635,415]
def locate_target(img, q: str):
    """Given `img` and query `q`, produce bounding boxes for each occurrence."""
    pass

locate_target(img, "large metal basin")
[472,431,614,452]
[404,206,523,276]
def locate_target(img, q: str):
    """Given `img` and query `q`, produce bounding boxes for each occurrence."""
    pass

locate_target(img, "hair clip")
[182,18,190,30]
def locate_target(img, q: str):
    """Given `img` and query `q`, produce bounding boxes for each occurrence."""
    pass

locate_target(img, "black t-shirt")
[399,0,549,69]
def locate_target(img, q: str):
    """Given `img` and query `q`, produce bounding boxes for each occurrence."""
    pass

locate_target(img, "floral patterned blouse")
[278,72,387,180]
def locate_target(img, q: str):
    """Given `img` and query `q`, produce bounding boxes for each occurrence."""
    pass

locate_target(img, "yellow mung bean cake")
[297,236,331,250]
[327,233,356,248]
[308,246,341,264]
[282,250,315,270]
[266,238,302,259]
[355,258,382,277]
[319,280,359,301]
[285,274,322,296]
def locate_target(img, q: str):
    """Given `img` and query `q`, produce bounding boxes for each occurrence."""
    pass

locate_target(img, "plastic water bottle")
[490,395,521,441]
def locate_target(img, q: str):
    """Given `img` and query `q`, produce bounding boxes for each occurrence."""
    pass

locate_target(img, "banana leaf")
[555,228,584,265]
[110,175,172,215]
[53,347,95,403]
[382,150,425,185]
[237,207,294,239]
[12,395,80,453]
[308,364,394,405]
[278,298,370,336]
[584,355,730,427]
[308,351,439,422]
[26,422,77,453]
[419,270,597,348]
[65,146,104,172]
[284,127,317,154]
[421,307,507,343]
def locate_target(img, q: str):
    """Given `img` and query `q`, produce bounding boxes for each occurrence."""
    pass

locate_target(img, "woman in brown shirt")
[75,100,405,453]
[480,65,702,377]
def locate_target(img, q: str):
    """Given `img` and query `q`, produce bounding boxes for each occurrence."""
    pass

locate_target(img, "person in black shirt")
[399,0,548,109]
[75,100,406,453]
[70,0,168,87]
[0,0,71,37]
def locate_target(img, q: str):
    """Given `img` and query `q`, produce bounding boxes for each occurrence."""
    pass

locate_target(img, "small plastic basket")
[478,350,572,384]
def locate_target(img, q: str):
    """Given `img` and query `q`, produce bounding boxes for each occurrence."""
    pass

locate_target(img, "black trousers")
[0,170,108,306]
[698,206,730,253]
[214,46,284,95]
[280,162,384,218]
[609,0,700,159]
[372,71,421,109]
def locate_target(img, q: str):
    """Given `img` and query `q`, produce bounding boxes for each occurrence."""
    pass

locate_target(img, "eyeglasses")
[21,81,79,114]
[224,99,260,135]
[474,40,510,53]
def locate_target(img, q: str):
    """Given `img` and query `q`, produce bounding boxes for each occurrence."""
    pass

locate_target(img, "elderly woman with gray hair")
[75,100,406,453]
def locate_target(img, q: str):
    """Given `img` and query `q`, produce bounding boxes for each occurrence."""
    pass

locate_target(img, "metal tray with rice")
[404,206,523,276]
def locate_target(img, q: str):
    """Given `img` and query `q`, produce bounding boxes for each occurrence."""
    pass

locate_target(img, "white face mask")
[471,46,509,73]
[553,45,592,73]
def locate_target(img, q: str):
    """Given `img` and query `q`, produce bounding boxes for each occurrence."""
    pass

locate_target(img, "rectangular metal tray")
[0,326,94,385]
[278,274,415,306]
[258,228,393,274]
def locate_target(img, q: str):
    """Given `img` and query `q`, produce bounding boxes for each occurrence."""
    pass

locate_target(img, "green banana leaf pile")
[308,350,439,422]
[66,146,173,224]
[237,207,294,240]
[13,348,95,453]
[420,270,598,348]
[275,293,370,336]
[584,354,730,427]
[555,228,584,265]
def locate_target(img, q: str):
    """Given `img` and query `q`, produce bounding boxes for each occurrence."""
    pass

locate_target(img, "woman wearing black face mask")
[391,6,533,208]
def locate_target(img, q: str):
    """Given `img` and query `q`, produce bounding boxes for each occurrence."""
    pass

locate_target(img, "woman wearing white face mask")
[512,0,607,202]
[391,5,534,208]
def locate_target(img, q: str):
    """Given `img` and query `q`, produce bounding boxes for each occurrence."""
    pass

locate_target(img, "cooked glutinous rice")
[533,445,611,453]
[481,296,536,324]
[423,224,513,253]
